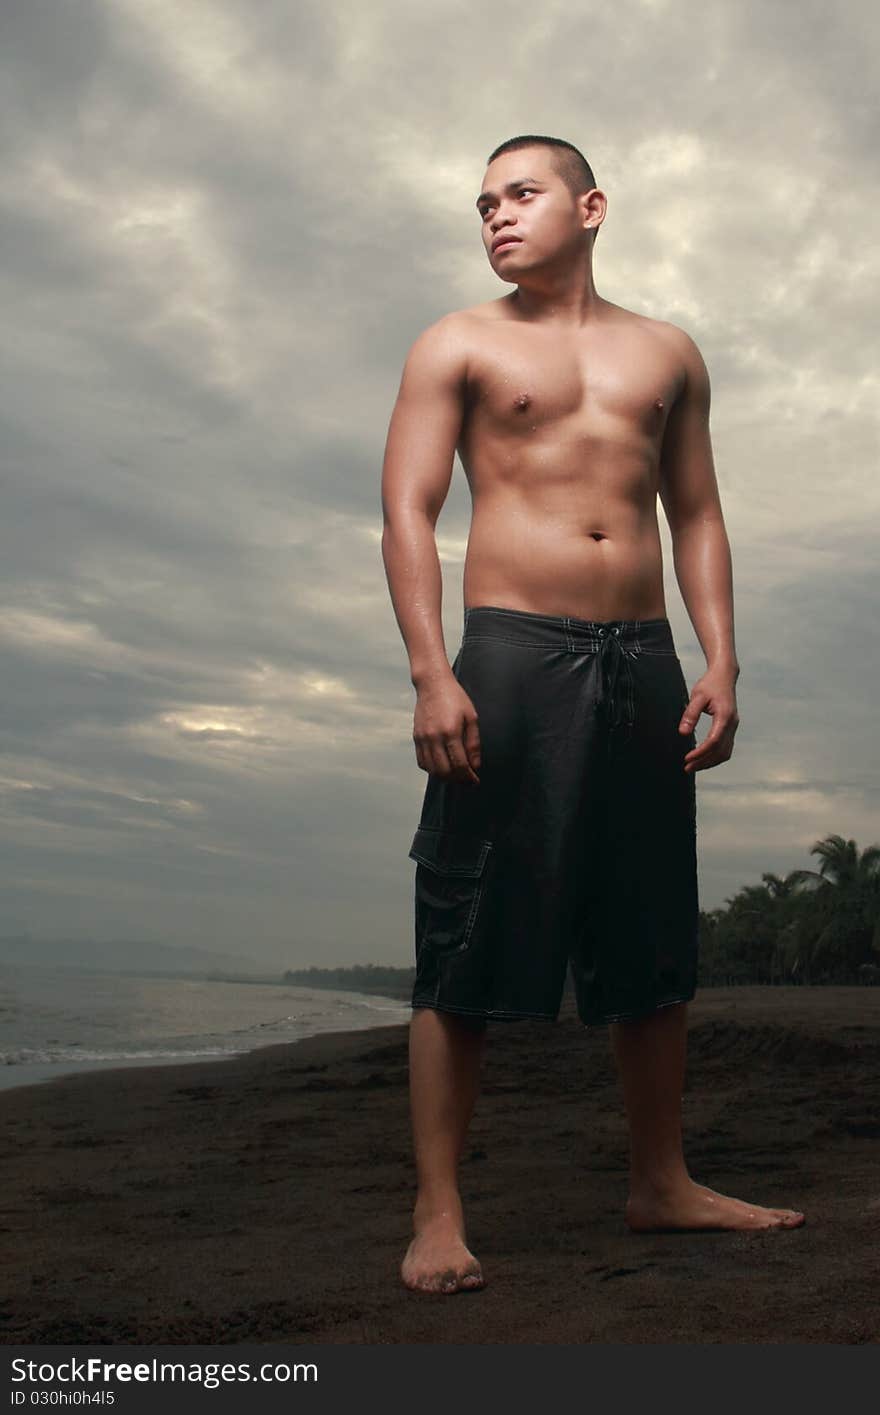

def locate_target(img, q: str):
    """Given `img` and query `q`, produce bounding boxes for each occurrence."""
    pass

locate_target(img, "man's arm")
[381,315,481,783]
[381,315,468,688]
[659,328,739,674]
[658,327,740,771]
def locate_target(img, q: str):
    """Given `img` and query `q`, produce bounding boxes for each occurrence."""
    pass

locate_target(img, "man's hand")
[680,666,740,773]
[413,674,481,783]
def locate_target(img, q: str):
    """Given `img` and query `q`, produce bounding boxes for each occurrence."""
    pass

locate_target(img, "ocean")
[0,964,413,1093]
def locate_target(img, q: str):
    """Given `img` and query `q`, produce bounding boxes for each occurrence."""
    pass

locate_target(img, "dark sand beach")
[2,985,879,1345]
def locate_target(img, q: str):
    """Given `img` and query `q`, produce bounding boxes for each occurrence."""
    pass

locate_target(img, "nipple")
[513,392,532,411]
[653,396,664,410]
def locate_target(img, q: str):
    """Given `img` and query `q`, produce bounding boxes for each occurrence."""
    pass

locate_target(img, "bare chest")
[462,328,682,444]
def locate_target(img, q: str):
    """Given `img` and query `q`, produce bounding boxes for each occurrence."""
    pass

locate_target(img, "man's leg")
[400,1006,488,1293]
[610,1001,805,1231]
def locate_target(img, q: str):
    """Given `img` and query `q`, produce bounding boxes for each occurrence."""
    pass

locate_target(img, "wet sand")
[2,986,879,1344]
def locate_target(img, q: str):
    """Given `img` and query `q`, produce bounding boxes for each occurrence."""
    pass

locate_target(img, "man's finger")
[444,736,479,784]
[684,731,721,764]
[684,720,736,772]
[462,715,482,773]
[680,694,707,731]
[424,737,452,777]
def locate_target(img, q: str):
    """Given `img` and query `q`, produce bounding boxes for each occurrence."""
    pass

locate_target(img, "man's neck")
[507,273,606,327]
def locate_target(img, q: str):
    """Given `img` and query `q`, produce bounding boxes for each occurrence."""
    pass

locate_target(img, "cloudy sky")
[1,0,877,968]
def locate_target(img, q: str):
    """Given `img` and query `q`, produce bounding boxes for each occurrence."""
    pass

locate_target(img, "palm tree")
[785,835,880,980]
[760,871,803,900]
[787,834,879,890]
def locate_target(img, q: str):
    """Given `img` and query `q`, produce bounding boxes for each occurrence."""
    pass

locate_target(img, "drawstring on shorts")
[594,626,636,747]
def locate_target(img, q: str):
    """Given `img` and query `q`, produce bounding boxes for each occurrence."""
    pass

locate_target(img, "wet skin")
[382,145,800,1294]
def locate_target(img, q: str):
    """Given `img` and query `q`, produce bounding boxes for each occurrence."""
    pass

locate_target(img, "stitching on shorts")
[464,605,653,630]
[461,876,486,950]
[411,999,558,1021]
[462,634,576,649]
[410,835,492,875]
[411,839,493,999]
[464,633,650,651]
[585,993,695,1025]
[462,633,672,653]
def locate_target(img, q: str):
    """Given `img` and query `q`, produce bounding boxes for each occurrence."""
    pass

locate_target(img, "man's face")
[476,146,586,279]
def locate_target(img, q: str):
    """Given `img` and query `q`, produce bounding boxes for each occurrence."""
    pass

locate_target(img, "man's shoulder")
[416,300,506,341]
[613,307,708,388]
[403,301,506,374]
[450,296,510,321]
[636,310,705,364]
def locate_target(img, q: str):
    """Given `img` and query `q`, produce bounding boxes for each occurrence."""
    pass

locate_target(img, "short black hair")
[486,134,597,202]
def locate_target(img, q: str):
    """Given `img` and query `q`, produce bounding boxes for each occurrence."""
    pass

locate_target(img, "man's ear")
[580,188,605,238]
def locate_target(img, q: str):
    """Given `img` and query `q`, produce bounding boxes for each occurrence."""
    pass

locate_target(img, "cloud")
[0,0,877,963]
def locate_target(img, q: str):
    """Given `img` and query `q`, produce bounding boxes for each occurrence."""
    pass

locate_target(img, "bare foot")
[401,1205,485,1294]
[625,1178,806,1233]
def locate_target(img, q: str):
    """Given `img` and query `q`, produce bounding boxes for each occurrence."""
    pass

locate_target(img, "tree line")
[697,833,880,985]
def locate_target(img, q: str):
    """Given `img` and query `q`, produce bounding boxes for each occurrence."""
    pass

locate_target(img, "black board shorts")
[407,604,699,1028]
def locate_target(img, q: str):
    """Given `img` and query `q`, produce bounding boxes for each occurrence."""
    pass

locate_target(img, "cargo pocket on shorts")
[408,826,493,955]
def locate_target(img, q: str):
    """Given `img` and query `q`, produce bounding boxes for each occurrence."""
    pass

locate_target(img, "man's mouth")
[492,237,522,254]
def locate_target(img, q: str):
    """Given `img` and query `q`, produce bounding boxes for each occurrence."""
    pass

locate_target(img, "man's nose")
[490,212,516,233]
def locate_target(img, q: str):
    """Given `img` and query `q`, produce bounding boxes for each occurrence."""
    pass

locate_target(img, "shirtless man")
[381,134,805,1296]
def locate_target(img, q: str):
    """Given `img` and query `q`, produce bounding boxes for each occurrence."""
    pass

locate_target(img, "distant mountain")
[0,934,274,979]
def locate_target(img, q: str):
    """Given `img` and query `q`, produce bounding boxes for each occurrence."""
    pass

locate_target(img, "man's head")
[477,135,605,281]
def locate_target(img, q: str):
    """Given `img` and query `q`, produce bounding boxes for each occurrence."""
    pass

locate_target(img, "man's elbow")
[662,474,725,538]
[381,504,437,547]
[669,505,727,542]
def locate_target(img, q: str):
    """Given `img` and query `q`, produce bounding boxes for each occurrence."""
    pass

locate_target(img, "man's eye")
[518,188,535,197]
